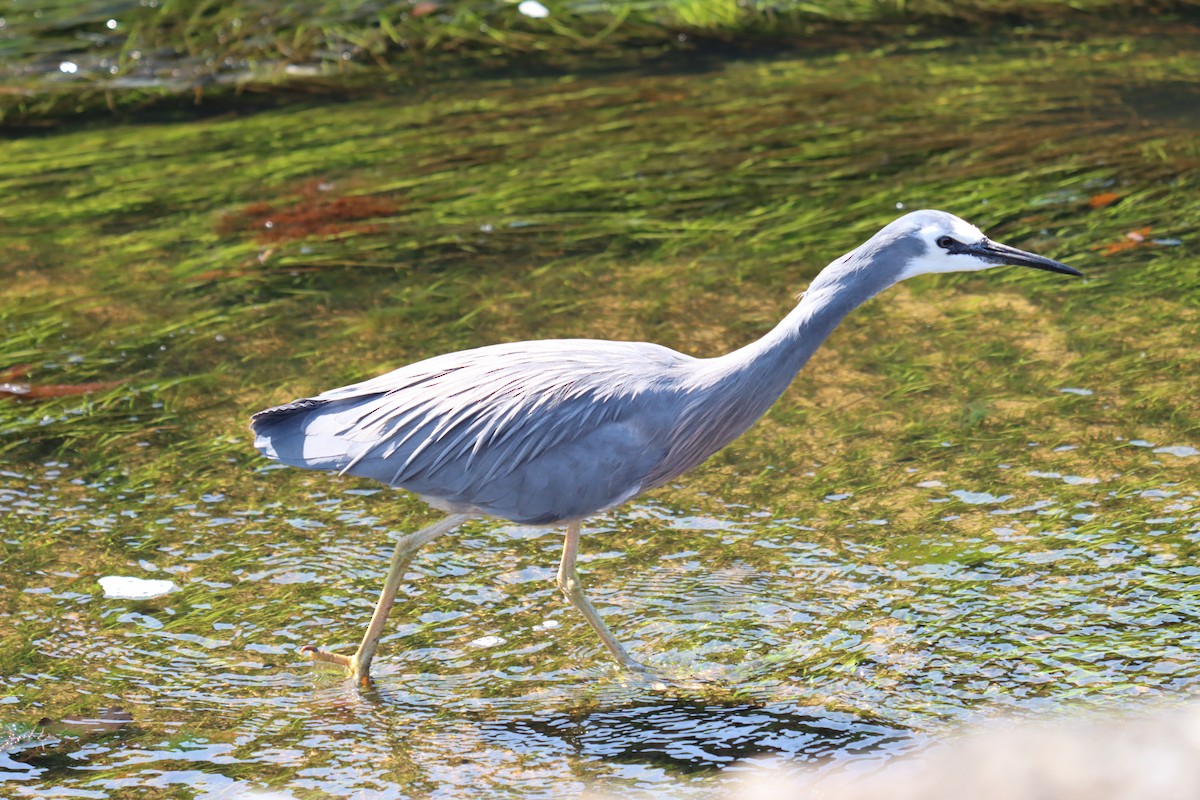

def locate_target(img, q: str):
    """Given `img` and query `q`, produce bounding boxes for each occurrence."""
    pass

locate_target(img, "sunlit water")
[3,433,1198,796]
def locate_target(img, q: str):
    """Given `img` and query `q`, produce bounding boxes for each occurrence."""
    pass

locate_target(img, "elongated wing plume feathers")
[252,340,693,524]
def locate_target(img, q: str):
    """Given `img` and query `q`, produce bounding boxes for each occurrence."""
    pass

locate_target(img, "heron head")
[893,210,1082,281]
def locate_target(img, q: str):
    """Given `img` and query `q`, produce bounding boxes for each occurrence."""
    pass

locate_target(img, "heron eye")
[936,236,958,249]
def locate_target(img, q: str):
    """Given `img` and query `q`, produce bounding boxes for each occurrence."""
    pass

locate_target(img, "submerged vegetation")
[2,0,1199,796]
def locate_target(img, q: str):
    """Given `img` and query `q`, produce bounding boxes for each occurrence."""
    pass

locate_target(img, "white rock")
[470,635,505,648]
[99,576,176,600]
[518,0,549,17]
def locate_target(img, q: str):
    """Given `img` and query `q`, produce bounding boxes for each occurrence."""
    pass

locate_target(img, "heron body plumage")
[255,308,845,525]
[251,210,1082,681]
[255,340,684,523]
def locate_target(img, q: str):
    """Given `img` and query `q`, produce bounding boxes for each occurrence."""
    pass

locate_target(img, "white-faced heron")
[251,210,1082,683]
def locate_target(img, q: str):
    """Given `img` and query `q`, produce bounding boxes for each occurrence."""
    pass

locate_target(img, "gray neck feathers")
[651,243,908,486]
[725,240,907,389]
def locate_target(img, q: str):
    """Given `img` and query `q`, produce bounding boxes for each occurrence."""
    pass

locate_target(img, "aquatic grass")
[0,296,267,466]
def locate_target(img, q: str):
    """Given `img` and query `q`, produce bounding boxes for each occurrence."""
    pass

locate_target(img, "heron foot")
[618,660,686,689]
[618,659,725,691]
[299,645,371,685]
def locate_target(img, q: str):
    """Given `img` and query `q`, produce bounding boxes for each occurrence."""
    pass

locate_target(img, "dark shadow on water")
[487,700,913,772]
[1121,80,1200,128]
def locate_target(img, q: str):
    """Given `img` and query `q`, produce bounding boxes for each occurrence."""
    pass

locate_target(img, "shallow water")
[3,14,1200,799]
[3,440,1199,795]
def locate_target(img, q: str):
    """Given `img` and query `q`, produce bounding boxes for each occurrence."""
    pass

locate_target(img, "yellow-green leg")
[556,520,654,675]
[301,513,473,684]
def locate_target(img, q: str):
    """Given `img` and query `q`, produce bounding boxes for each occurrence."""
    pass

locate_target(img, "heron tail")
[250,397,342,468]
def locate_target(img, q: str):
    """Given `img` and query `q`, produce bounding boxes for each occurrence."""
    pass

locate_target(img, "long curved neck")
[642,218,936,490]
[709,263,889,398]
[748,281,868,377]
[652,265,892,487]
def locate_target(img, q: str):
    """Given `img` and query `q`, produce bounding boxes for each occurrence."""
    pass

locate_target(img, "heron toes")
[299,645,375,684]
[299,644,352,666]
[620,661,721,691]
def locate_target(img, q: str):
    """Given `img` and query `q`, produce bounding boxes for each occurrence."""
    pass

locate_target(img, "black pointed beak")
[970,238,1083,277]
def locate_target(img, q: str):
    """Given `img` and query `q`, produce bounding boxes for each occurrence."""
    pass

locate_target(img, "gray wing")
[252,339,692,524]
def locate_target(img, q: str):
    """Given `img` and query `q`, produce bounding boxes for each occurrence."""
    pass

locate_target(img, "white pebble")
[518,0,549,17]
[99,576,176,600]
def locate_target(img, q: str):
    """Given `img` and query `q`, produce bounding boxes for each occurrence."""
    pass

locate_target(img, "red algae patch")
[218,179,401,245]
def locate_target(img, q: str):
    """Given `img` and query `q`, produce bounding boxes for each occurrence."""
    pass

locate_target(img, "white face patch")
[897,214,991,281]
